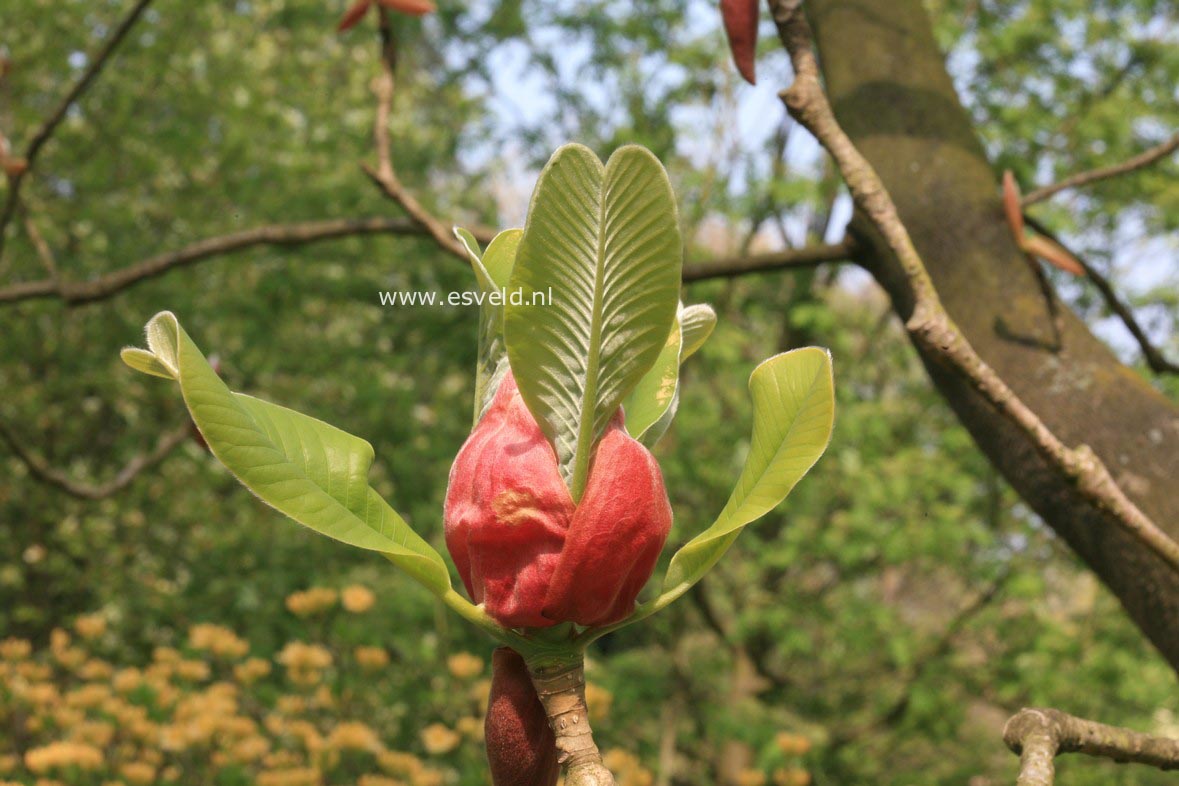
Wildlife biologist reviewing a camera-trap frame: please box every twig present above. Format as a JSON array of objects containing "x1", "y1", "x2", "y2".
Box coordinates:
[
  {"x1": 0, "y1": 420, "x2": 190, "y2": 501},
  {"x1": 0, "y1": 0, "x2": 156, "y2": 261},
  {"x1": 364, "y1": 9, "x2": 467, "y2": 260},
  {"x1": 768, "y1": 1, "x2": 1179, "y2": 575},
  {"x1": 1003, "y1": 708, "x2": 1179, "y2": 786},
  {"x1": 682, "y1": 239, "x2": 855, "y2": 282},
  {"x1": 1023, "y1": 214, "x2": 1179, "y2": 376},
  {"x1": 0, "y1": 216, "x2": 451, "y2": 306},
  {"x1": 22, "y1": 212, "x2": 58, "y2": 280},
  {"x1": 1022, "y1": 131, "x2": 1179, "y2": 206}
]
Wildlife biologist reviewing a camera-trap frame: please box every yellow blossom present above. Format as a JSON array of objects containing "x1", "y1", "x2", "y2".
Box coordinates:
[
  {"x1": 326, "y1": 721, "x2": 381, "y2": 752},
  {"x1": 456, "y1": 716, "x2": 483, "y2": 741},
  {"x1": 152, "y1": 646, "x2": 182, "y2": 665},
  {"x1": 174, "y1": 659, "x2": 212, "y2": 682},
  {"x1": 256, "y1": 767, "x2": 322, "y2": 786},
  {"x1": 78, "y1": 658, "x2": 114, "y2": 681},
  {"x1": 773, "y1": 769, "x2": 812, "y2": 786},
  {"x1": 0, "y1": 638, "x2": 31, "y2": 661},
  {"x1": 285, "y1": 588, "x2": 337, "y2": 617},
  {"x1": 735, "y1": 770, "x2": 767, "y2": 786},
  {"x1": 235, "y1": 657, "x2": 272, "y2": 684},
  {"x1": 358, "y1": 776, "x2": 403, "y2": 786},
  {"x1": 774, "y1": 732, "x2": 812, "y2": 757},
  {"x1": 419, "y1": 723, "x2": 460, "y2": 755},
  {"x1": 188, "y1": 623, "x2": 250, "y2": 659},
  {"x1": 354, "y1": 646, "x2": 390, "y2": 671},
  {"x1": 119, "y1": 762, "x2": 156, "y2": 786},
  {"x1": 112, "y1": 668, "x2": 144, "y2": 694},
  {"x1": 25, "y1": 742, "x2": 104, "y2": 773},
  {"x1": 341, "y1": 585, "x2": 376, "y2": 613},
  {"x1": 74, "y1": 613, "x2": 107, "y2": 640},
  {"x1": 585, "y1": 682, "x2": 613, "y2": 724},
  {"x1": 446, "y1": 652, "x2": 484, "y2": 680}
]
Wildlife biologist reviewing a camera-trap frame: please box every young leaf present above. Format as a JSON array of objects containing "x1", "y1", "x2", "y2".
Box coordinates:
[
  {"x1": 659, "y1": 347, "x2": 834, "y2": 600},
  {"x1": 505, "y1": 143, "x2": 682, "y2": 500},
  {"x1": 120, "y1": 311, "x2": 452, "y2": 596},
  {"x1": 679, "y1": 303, "x2": 717, "y2": 360},
  {"x1": 455, "y1": 227, "x2": 521, "y2": 423},
  {"x1": 623, "y1": 320, "x2": 682, "y2": 442}
]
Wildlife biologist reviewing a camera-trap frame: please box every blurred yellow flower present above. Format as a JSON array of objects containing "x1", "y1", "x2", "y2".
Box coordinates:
[
  {"x1": 74, "y1": 613, "x2": 107, "y2": 640},
  {"x1": 774, "y1": 732, "x2": 812, "y2": 757},
  {"x1": 235, "y1": 657, "x2": 272, "y2": 684},
  {"x1": 419, "y1": 723, "x2": 460, "y2": 755},
  {"x1": 25, "y1": 742, "x2": 104, "y2": 773},
  {"x1": 256, "y1": 767, "x2": 322, "y2": 786},
  {"x1": 119, "y1": 762, "x2": 156, "y2": 786},
  {"x1": 602, "y1": 749, "x2": 654, "y2": 786},
  {"x1": 189, "y1": 623, "x2": 250, "y2": 659},
  {"x1": 152, "y1": 646, "x2": 182, "y2": 665},
  {"x1": 584, "y1": 682, "x2": 613, "y2": 724},
  {"x1": 446, "y1": 652, "x2": 484, "y2": 680},
  {"x1": 772, "y1": 768, "x2": 812, "y2": 786},
  {"x1": 354, "y1": 646, "x2": 390, "y2": 671},
  {"x1": 358, "y1": 776, "x2": 403, "y2": 786},
  {"x1": 174, "y1": 659, "x2": 212, "y2": 682},
  {"x1": 0, "y1": 638, "x2": 31, "y2": 661},
  {"x1": 341, "y1": 585, "x2": 376, "y2": 613},
  {"x1": 327, "y1": 720, "x2": 381, "y2": 752},
  {"x1": 285, "y1": 588, "x2": 338, "y2": 617},
  {"x1": 78, "y1": 659, "x2": 114, "y2": 681},
  {"x1": 735, "y1": 770, "x2": 767, "y2": 786},
  {"x1": 456, "y1": 716, "x2": 483, "y2": 741}
]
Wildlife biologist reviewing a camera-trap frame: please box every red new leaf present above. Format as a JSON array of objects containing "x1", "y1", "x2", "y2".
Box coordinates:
[{"x1": 721, "y1": 0, "x2": 759, "y2": 85}]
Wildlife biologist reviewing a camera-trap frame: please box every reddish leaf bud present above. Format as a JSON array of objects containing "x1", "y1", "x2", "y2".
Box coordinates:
[
  {"x1": 444, "y1": 373, "x2": 673, "y2": 629},
  {"x1": 720, "y1": 0, "x2": 759, "y2": 85},
  {"x1": 485, "y1": 648, "x2": 559, "y2": 786}
]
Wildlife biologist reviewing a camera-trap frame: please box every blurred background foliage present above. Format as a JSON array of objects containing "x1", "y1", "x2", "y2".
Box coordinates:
[{"x1": 1, "y1": 0, "x2": 1177, "y2": 784}]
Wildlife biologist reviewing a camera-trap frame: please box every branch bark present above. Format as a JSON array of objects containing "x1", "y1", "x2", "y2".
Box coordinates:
[
  {"x1": 768, "y1": 1, "x2": 1179, "y2": 574},
  {"x1": 1021, "y1": 131, "x2": 1179, "y2": 206},
  {"x1": 682, "y1": 239, "x2": 855, "y2": 282},
  {"x1": 0, "y1": 216, "x2": 444, "y2": 306},
  {"x1": 1003, "y1": 708, "x2": 1179, "y2": 786},
  {"x1": 0, "y1": 421, "x2": 190, "y2": 501},
  {"x1": 0, "y1": 0, "x2": 155, "y2": 261},
  {"x1": 796, "y1": 0, "x2": 1179, "y2": 672}
]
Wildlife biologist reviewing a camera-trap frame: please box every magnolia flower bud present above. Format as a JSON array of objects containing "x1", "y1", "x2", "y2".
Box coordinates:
[
  {"x1": 444, "y1": 372, "x2": 672, "y2": 629},
  {"x1": 485, "y1": 648, "x2": 559, "y2": 786}
]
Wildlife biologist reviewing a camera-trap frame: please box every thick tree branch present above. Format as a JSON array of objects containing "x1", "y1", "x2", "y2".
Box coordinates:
[
  {"x1": 0, "y1": 216, "x2": 442, "y2": 306},
  {"x1": 769, "y1": 0, "x2": 1179, "y2": 575},
  {"x1": 0, "y1": 421, "x2": 190, "y2": 501},
  {"x1": 0, "y1": 0, "x2": 155, "y2": 261},
  {"x1": 1021, "y1": 131, "x2": 1179, "y2": 206},
  {"x1": 1022, "y1": 214, "x2": 1179, "y2": 376},
  {"x1": 1003, "y1": 708, "x2": 1179, "y2": 786},
  {"x1": 682, "y1": 239, "x2": 856, "y2": 282}
]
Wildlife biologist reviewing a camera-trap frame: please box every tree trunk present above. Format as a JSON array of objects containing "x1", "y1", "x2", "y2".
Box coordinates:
[{"x1": 803, "y1": 0, "x2": 1179, "y2": 672}]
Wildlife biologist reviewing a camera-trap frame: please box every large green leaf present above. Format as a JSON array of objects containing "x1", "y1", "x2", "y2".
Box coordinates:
[
  {"x1": 455, "y1": 227, "x2": 521, "y2": 424},
  {"x1": 120, "y1": 311, "x2": 452, "y2": 596},
  {"x1": 659, "y1": 347, "x2": 834, "y2": 599},
  {"x1": 505, "y1": 143, "x2": 682, "y2": 500}
]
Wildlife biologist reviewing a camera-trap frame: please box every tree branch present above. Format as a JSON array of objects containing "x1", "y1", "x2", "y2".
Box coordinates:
[
  {"x1": 1022, "y1": 214, "x2": 1179, "y2": 376},
  {"x1": 768, "y1": 1, "x2": 1179, "y2": 575},
  {"x1": 1021, "y1": 131, "x2": 1179, "y2": 206},
  {"x1": 0, "y1": 216, "x2": 443, "y2": 306},
  {"x1": 0, "y1": 0, "x2": 155, "y2": 261},
  {"x1": 0, "y1": 420, "x2": 190, "y2": 501},
  {"x1": 363, "y1": 9, "x2": 469, "y2": 260},
  {"x1": 682, "y1": 239, "x2": 856, "y2": 282},
  {"x1": 1003, "y1": 708, "x2": 1179, "y2": 786}
]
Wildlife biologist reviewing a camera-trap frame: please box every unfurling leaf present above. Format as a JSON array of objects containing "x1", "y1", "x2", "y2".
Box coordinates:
[
  {"x1": 721, "y1": 0, "x2": 759, "y2": 85},
  {"x1": 121, "y1": 311, "x2": 451, "y2": 596}
]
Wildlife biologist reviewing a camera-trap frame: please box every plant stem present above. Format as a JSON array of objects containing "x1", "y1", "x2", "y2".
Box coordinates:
[{"x1": 526, "y1": 653, "x2": 615, "y2": 785}]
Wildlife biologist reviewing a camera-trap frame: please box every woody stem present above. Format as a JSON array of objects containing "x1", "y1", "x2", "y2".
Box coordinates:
[{"x1": 527, "y1": 655, "x2": 615, "y2": 786}]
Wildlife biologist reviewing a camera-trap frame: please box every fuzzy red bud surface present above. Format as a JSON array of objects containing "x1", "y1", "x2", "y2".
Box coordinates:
[{"x1": 444, "y1": 372, "x2": 672, "y2": 629}]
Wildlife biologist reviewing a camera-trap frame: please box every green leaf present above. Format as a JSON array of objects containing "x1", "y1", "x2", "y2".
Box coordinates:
[
  {"x1": 455, "y1": 227, "x2": 521, "y2": 423},
  {"x1": 624, "y1": 319, "x2": 682, "y2": 442},
  {"x1": 120, "y1": 311, "x2": 452, "y2": 596},
  {"x1": 660, "y1": 347, "x2": 834, "y2": 599},
  {"x1": 505, "y1": 143, "x2": 682, "y2": 500},
  {"x1": 679, "y1": 303, "x2": 717, "y2": 360}
]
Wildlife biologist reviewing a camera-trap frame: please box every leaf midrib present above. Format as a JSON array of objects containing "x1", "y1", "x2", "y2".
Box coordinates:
[{"x1": 570, "y1": 170, "x2": 609, "y2": 502}]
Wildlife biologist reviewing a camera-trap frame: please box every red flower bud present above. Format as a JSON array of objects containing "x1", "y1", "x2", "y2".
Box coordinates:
[
  {"x1": 444, "y1": 372, "x2": 673, "y2": 629},
  {"x1": 485, "y1": 648, "x2": 559, "y2": 786}
]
